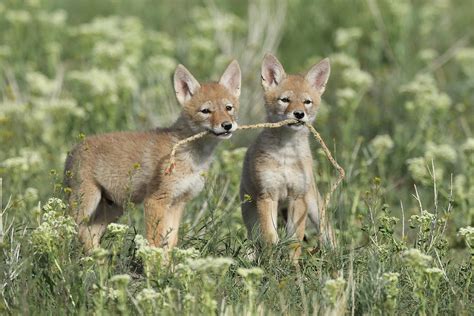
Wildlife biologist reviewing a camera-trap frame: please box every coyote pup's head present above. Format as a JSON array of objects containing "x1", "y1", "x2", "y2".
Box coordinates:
[
  {"x1": 173, "y1": 61, "x2": 241, "y2": 139},
  {"x1": 261, "y1": 53, "x2": 330, "y2": 130}
]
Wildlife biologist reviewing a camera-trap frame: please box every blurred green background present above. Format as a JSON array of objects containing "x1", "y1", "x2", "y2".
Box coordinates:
[
  {"x1": 0, "y1": 0, "x2": 473, "y2": 314},
  {"x1": 1, "y1": 0, "x2": 472, "y2": 230}
]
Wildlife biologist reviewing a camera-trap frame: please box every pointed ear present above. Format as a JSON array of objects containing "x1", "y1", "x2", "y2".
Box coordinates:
[
  {"x1": 305, "y1": 58, "x2": 330, "y2": 95},
  {"x1": 261, "y1": 53, "x2": 286, "y2": 90},
  {"x1": 173, "y1": 64, "x2": 201, "y2": 105},
  {"x1": 219, "y1": 60, "x2": 241, "y2": 98}
]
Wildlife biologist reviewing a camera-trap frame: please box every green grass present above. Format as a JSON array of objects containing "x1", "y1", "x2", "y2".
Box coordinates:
[{"x1": 1, "y1": 0, "x2": 473, "y2": 314}]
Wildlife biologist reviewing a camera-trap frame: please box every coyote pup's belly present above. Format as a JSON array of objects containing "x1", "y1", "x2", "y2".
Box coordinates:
[
  {"x1": 258, "y1": 157, "x2": 312, "y2": 200},
  {"x1": 171, "y1": 171, "x2": 205, "y2": 200}
]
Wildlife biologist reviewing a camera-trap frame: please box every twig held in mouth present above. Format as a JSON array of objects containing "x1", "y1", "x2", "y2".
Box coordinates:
[{"x1": 165, "y1": 119, "x2": 345, "y2": 211}]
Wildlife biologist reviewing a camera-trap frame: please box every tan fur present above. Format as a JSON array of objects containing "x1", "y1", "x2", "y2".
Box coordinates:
[
  {"x1": 240, "y1": 54, "x2": 335, "y2": 260},
  {"x1": 65, "y1": 61, "x2": 241, "y2": 252}
]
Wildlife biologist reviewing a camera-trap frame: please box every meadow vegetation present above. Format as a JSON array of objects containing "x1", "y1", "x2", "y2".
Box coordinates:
[{"x1": 0, "y1": 0, "x2": 473, "y2": 314}]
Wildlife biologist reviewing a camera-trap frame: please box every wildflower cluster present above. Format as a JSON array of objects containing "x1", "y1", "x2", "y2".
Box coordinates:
[
  {"x1": 1, "y1": 0, "x2": 473, "y2": 314},
  {"x1": 237, "y1": 267, "x2": 264, "y2": 313},
  {"x1": 30, "y1": 198, "x2": 76, "y2": 257},
  {"x1": 401, "y1": 74, "x2": 452, "y2": 113},
  {"x1": 330, "y1": 53, "x2": 373, "y2": 111},
  {"x1": 370, "y1": 134, "x2": 395, "y2": 157},
  {"x1": 322, "y1": 277, "x2": 346, "y2": 307},
  {"x1": 401, "y1": 248, "x2": 444, "y2": 314},
  {"x1": 455, "y1": 47, "x2": 474, "y2": 78},
  {"x1": 380, "y1": 272, "x2": 400, "y2": 312},
  {"x1": 406, "y1": 141, "x2": 457, "y2": 184},
  {"x1": 458, "y1": 226, "x2": 474, "y2": 258}
]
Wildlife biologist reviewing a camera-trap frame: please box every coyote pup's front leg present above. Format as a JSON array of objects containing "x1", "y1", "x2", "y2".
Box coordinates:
[
  {"x1": 256, "y1": 195, "x2": 279, "y2": 244},
  {"x1": 286, "y1": 197, "x2": 308, "y2": 259},
  {"x1": 144, "y1": 196, "x2": 185, "y2": 249}
]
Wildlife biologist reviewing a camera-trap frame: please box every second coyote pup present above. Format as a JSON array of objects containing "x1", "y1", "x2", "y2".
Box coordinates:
[
  {"x1": 240, "y1": 54, "x2": 335, "y2": 259},
  {"x1": 65, "y1": 60, "x2": 241, "y2": 252}
]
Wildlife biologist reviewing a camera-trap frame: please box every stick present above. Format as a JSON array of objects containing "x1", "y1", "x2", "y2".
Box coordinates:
[
  {"x1": 165, "y1": 119, "x2": 345, "y2": 211},
  {"x1": 164, "y1": 119, "x2": 297, "y2": 175},
  {"x1": 304, "y1": 123, "x2": 345, "y2": 211}
]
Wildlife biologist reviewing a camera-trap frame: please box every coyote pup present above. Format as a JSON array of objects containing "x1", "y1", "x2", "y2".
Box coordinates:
[
  {"x1": 240, "y1": 54, "x2": 334, "y2": 259},
  {"x1": 65, "y1": 61, "x2": 241, "y2": 251}
]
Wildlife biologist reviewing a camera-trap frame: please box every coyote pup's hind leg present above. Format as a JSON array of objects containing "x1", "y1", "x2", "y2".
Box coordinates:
[
  {"x1": 241, "y1": 198, "x2": 259, "y2": 240},
  {"x1": 80, "y1": 200, "x2": 124, "y2": 251},
  {"x1": 71, "y1": 182, "x2": 123, "y2": 252},
  {"x1": 306, "y1": 182, "x2": 336, "y2": 248}
]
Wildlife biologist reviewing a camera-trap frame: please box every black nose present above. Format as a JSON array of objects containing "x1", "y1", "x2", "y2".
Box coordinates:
[
  {"x1": 221, "y1": 121, "x2": 233, "y2": 131},
  {"x1": 293, "y1": 111, "x2": 305, "y2": 120}
]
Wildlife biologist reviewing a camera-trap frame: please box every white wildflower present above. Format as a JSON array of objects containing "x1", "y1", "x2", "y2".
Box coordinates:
[
  {"x1": 30, "y1": 201, "x2": 77, "y2": 255},
  {"x1": 171, "y1": 247, "x2": 200, "y2": 264},
  {"x1": 136, "y1": 288, "x2": 160, "y2": 302},
  {"x1": 110, "y1": 274, "x2": 131, "y2": 286},
  {"x1": 5, "y1": 10, "x2": 31, "y2": 24},
  {"x1": 401, "y1": 248, "x2": 432, "y2": 269},
  {"x1": 147, "y1": 31, "x2": 175, "y2": 54},
  {"x1": 336, "y1": 88, "x2": 357, "y2": 108},
  {"x1": 1, "y1": 148, "x2": 42, "y2": 171},
  {"x1": 418, "y1": 49, "x2": 438, "y2": 62},
  {"x1": 107, "y1": 223, "x2": 129, "y2": 235},
  {"x1": 461, "y1": 138, "x2": 474, "y2": 153},
  {"x1": 137, "y1": 246, "x2": 165, "y2": 273},
  {"x1": 342, "y1": 67, "x2": 373, "y2": 89},
  {"x1": 24, "y1": 187, "x2": 39, "y2": 203},
  {"x1": 322, "y1": 277, "x2": 346, "y2": 306},
  {"x1": 458, "y1": 226, "x2": 474, "y2": 248},
  {"x1": 409, "y1": 210, "x2": 435, "y2": 231},
  {"x1": 146, "y1": 55, "x2": 177, "y2": 76},
  {"x1": 42, "y1": 198, "x2": 67, "y2": 212},
  {"x1": 370, "y1": 134, "x2": 395, "y2": 155},
  {"x1": 424, "y1": 267, "x2": 443, "y2": 277},
  {"x1": 187, "y1": 257, "x2": 234, "y2": 273},
  {"x1": 335, "y1": 27, "x2": 362, "y2": 48},
  {"x1": 424, "y1": 267, "x2": 444, "y2": 288},
  {"x1": 93, "y1": 41, "x2": 126, "y2": 61},
  {"x1": 237, "y1": 267, "x2": 264, "y2": 279},
  {"x1": 37, "y1": 9, "x2": 67, "y2": 27},
  {"x1": 106, "y1": 287, "x2": 120, "y2": 300},
  {"x1": 329, "y1": 53, "x2": 359, "y2": 69},
  {"x1": 134, "y1": 234, "x2": 149, "y2": 250},
  {"x1": 26, "y1": 72, "x2": 57, "y2": 96},
  {"x1": 116, "y1": 65, "x2": 139, "y2": 92},
  {"x1": 68, "y1": 68, "x2": 118, "y2": 101},
  {"x1": 425, "y1": 142, "x2": 457, "y2": 163},
  {"x1": 91, "y1": 248, "x2": 110, "y2": 262},
  {"x1": 455, "y1": 47, "x2": 474, "y2": 77},
  {"x1": 406, "y1": 157, "x2": 429, "y2": 182},
  {"x1": 401, "y1": 74, "x2": 452, "y2": 112},
  {"x1": 32, "y1": 97, "x2": 85, "y2": 120}
]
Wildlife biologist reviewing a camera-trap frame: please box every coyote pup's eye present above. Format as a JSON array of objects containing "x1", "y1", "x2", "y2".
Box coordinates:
[
  {"x1": 279, "y1": 97, "x2": 290, "y2": 103},
  {"x1": 225, "y1": 104, "x2": 233, "y2": 111},
  {"x1": 200, "y1": 108, "x2": 211, "y2": 114},
  {"x1": 304, "y1": 99, "x2": 312, "y2": 105}
]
